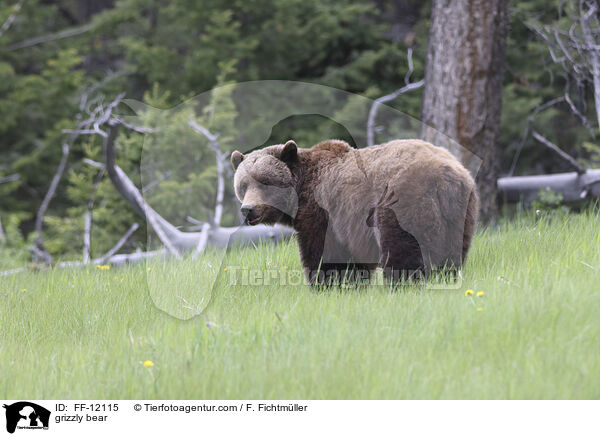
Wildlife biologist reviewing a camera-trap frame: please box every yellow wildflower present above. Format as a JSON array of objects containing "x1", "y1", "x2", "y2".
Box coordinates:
[
  {"x1": 476, "y1": 307, "x2": 484, "y2": 312},
  {"x1": 20, "y1": 289, "x2": 27, "y2": 292},
  {"x1": 476, "y1": 291, "x2": 484, "y2": 297},
  {"x1": 143, "y1": 360, "x2": 154, "y2": 367},
  {"x1": 224, "y1": 267, "x2": 228, "y2": 271},
  {"x1": 465, "y1": 289, "x2": 474, "y2": 296},
  {"x1": 96, "y1": 265, "x2": 110, "y2": 270}
]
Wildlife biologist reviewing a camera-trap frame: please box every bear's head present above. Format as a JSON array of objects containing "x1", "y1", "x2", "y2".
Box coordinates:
[{"x1": 231, "y1": 140, "x2": 299, "y2": 226}]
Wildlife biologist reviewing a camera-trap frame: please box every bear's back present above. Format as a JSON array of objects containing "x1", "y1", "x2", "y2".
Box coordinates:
[
  {"x1": 310, "y1": 139, "x2": 476, "y2": 270},
  {"x1": 358, "y1": 139, "x2": 466, "y2": 172}
]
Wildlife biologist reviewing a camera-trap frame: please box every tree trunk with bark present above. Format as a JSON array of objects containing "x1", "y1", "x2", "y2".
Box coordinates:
[{"x1": 420, "y1": 0, "x2": 508, "y2": 224}]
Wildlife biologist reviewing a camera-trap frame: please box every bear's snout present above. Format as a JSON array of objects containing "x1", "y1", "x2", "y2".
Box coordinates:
[
  {"x1": 240, "y1": 204, "x2": 254, "y2": 215},
  {"x1": 241, "y1": 204, "x2": 260, "y2": 225},
  {"x1": 240, "y1": 203, "x2": 289, "y2": 226}
]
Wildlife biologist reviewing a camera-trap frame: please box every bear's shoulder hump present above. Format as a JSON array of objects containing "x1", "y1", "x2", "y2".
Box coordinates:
[{"x1": 311, "y1": 139, "x2": 352, "y2": 155}]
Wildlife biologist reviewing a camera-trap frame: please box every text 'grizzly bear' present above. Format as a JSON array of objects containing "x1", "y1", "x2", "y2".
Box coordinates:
[{"x1": 231, "y1": 139, "x2": 478, "y2": 285}]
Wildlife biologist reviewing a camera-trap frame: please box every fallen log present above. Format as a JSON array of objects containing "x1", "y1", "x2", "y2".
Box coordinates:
[{"x1": 497, "y1": 169, "x2": 600, "y2": 204}]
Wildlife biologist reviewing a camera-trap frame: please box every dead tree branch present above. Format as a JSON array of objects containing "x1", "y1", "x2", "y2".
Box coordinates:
[
  {"x1": 531, "y1": 130, "x2": 586, "y2": 174},
  {"x1": 79, "y1": 71, "x2": 129, "y2": 113},
  {"x1": 192, "y1": 222, "x2": 211, "y2": 259},
  {"x1": 404, "y1": 47, "x2": 416, "y2": 86},
  {"x1": 8, "y1": 22, "x2": 95, "y2": 50},
  {"x1": 82, "y1": 158, "x2": 104, "y2": 169},
  {"x1": 32, "y1": 142, "x2": 69, "y2": 265},
  {"x1": 94, "y1": 223, "x2": 139, "y2": 265},
  {"x1": 367, "y1": 49, "x2": 424, "y2": 147},
  {"x1": 0, "y1": 173, "x2": 20, "y2": 184},
  {"x1": 188, "y1": 120, "x2": 227, "y2": 227},
  {"x1": 0, "y1": 0, "x2": 24, "y2": 38},
  {"x1": 526, "y1": 0, "x2": 600, "y2": 129},
  {"x1": 103, "y1": 125, "x2": 182, "y2": 258},
  {"x1": 141, "y1": 171, "x2": 170, "y2": 194},
  {"x1": 188, "y1": 120, "x2": 231, "y2": 257},
  {"x1": 508, "y1": 96, "x2": 566, "y2": 176},
  {"x1": 563, "y1": 85, "x2": 595, "y2": 136}
]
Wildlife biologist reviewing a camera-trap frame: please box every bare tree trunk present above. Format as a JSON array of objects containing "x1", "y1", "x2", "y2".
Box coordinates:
[
  {"x1": 581, "y1": 6, "x2": 600, "y2": 130},
  {"x1": 420, "y1": 0, "x2": 508, "y2": 224},
  {"x1": 33, "y1": 142, "x2": 70, "y2": 264},
  {"x1": 575, "y1": 0, "x2": 600, "y2": 129}
]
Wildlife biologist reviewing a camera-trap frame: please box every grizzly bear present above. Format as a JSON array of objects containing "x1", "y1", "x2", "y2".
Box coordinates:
[{"x1": 231, "y1": 139, "x2": 478, "y2": 285}]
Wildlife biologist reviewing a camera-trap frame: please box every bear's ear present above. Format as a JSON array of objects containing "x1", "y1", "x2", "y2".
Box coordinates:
[
  {"x1": 280, "y1": 140, "x2": 298, "y2": 163},
  {"x1": 231, "y1": 150, "x2": 244, "y2": 170}
]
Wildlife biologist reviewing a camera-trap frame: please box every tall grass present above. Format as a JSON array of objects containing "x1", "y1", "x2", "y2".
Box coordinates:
[{"x1": 0, "y1": 208, "x2": 599, "y2": 399}]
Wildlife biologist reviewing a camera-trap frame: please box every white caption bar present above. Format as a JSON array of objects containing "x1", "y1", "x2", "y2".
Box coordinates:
[{"x1": 0, "y1": 400, "x2": 596, "y2": 435}]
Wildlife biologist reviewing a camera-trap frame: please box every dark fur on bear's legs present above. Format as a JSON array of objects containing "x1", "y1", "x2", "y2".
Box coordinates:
[
  {"x1": 294, "y1": 211, "x2": 377, "y2": 286},
  {"x1": 374, "y1": 206, "x2": 425, "y2": 283},
  {"x1": 366, "y1": 187, "x2": 425, "y2": 284},
  {"x1": 294, "y1": 201, "x2": 376, "y2": 286},
  {"x1": 297, "y1": 226, "x2": 376, "y2": 286}
]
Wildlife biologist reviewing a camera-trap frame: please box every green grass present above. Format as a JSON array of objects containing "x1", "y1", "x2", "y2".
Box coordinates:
[{"x1": 1, "y1": 209, "x2": 599, "y2": 399}]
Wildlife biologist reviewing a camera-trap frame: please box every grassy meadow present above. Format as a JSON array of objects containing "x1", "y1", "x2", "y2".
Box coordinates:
[{"x1": 1, "y1": 208, "x2": 599, "y2": 399}]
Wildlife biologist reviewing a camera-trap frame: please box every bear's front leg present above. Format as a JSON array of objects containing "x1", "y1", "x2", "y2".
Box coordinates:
[
  {"x1": 370, "y1": 200, "x2": 425, "y2": 283},
  {"x1": 295, "y1": 228, "x2": 359, "y2": 286},
  {"x1": 296, "y1": 231, "x2": 375, "y2": 286},
  {"x1": 295, "y1": 229, "x2": 332, "y2": 286},
  {"x1": 294, "y1": 220, "x2": 325, "y2": 285},
  {"x1": 295, "y1": 204, "x2": 375, "y2": 286}
]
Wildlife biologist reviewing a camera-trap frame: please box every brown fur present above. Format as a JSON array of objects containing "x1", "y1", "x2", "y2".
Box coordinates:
[{"x1": 232, "y1": 139, "x2": 478, "y2": 285}]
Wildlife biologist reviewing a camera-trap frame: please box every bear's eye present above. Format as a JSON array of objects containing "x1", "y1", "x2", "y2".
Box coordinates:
[{"x1": 240, "y1": 183, "x2": 248, "y2": 197}]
